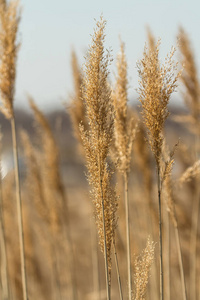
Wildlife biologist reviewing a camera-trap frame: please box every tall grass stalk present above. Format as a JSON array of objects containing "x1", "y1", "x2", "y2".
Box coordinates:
[
  {"x1": 80, "y1": 17, "x2": 118, "y2": 300},
  {"x1": 137, "y1": 40, "x2": 180, "y2": 300},
  {"x1": 113, "y1": 240, "x2": 123, "y2": 300},
  {"x1": 164, "y1": 147, "x2": 188, "y2": 300},
  {"x1": 157, "y1": 167, "x2": 163, "y2": 300},
  {"x1": 11, "y1": 116, "x2": 28, "y2": 300},
  {"x1": 189, "y1": 136, "x2": 200, "y2": 300},
  {"x1": 174, "y1": 224, "x2": 187, "y2": 300},
  {"x1": 0, "y1": 1, "x2": 28, "y2": 297},
  {"x1": 29, "y1": 99, "x2": 78, "y2": 300},
  {"x1": 112, "y1": 41, "x2": 136, "y2": 300},
  {"x1": 0, "y1": 131, "x2": 10, "y2": 300},
  {"x1": 124, "y1": 172, "x2": 132, "y2": 300},
  {"x1": 178, "y1": 27, "x2": 200, "y2": 300},
  {"x1": 91, "y1": 217, "x2": 100, "y2": 300},
  {"x1": 100, "y1": 176, "x2": 111, "y2": 300},
  {"x1": 165, "y1": 211, "x2": 170, "y2": 300}
]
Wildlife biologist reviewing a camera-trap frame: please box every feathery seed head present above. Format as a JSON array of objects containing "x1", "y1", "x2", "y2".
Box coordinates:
[
  {"x1": 69, "y1": 50, "x2": 87, "y2": 146},
  {"x1": 30, "y1": 99, "x2": 64, "y2": 234},
  {"x1": 112, "y1": 41, "x2": 136, "y2": 174},
  {"x1": 133, "y1": 237, "x2": 155, "y2": 300},
  {"x1": 137, "y1": 40, "x2": 181, "y2": 165},
  {"x1": 178, "y1": 27, "x2": 200, "y2": 123},
  {"x1": 20, "y1": 130, "x2": 47, "y2": 221},
  {"x1": 162, "y1": 140, "x2": 178, "y2": 227},
  {"x1": 146, "y1": 26, "x2": 156, "y2": 52},
  {"x1": 179, "y1": 159, "x2": 200, "y2": 184},
  {"x1": 0, "y1": 0, "x2": 20, "y2": 119},
  {"x1": 80, "y1": 17, "x2": 118, "y2": 269}
]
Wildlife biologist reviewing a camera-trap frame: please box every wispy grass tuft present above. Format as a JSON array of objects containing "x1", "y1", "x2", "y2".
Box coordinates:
[
  {"x1": 80, "y1": 16, "x2": 118, "y2": 300},
  {"x1": 133, "y1": 237, "x2": 155, "y2": 300}
]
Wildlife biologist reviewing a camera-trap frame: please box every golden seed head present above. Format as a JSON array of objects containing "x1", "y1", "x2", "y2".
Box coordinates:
[
  {"x1": 69, "y1": 50, "x2": 87, "y2": 147},
  {"x1": 133, "y1": 236, "x2": 155, "y2": 300},
  {"x1": 137, "y1": 40, "x2": 181, "y2": 165},
  {"x1": 0, "y1": 0, "x2": 21, "y2": 119},
  {"x1": 178, "y1": 27, "x2": 200, "y2": 122},
  {"x1": 112, "y1": 41, "x2": 136, "y2": 174},
  {"x1": 80, "y1": 16, "x2": 118, "y2": 268}
]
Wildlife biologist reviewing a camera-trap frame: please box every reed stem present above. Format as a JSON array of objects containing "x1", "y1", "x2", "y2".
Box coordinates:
[
  {"x1": 113, "y1": 240, "x2": 123, "y2": 300},
  {"x1": 100, "y1": 183, "x2": 111, "y2": 300},
  {"x1": 11, "y1": 116, "x2": 28, "y2": 300},
  {"x1": 189, "y1": 134, "x2": 200, "y2": 300},
  {"x1": 0, "y1": 132, "x2": 10, "y2": 300},
  {"x1": 157, "y1": 166, "x2": 163, "y2": 300},
  {"x1": 174, "y1": 224, "x2": 187, "y2": 300},
  {"x1": 0, "y1": 193, "x2": 10, "y2": 300},
  {"x1": 91, "y1": 217, "x2": 100, "y2": 300},
  {"x1": 124, "y1": 172, "x2": 132, "y2": 300},
  {"x1": 166, "y1": 211, "x2": 170, "y2": 300}
]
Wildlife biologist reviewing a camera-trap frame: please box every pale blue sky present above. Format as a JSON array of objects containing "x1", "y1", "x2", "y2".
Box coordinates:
[{"x1": 15, "y1": 0, "x2": 200, "y2": 110}]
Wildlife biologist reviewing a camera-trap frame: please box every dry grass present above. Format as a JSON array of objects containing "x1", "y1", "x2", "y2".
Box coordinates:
[{"x1": 0, "y1": 10, "x2": 199, "y2": 300}]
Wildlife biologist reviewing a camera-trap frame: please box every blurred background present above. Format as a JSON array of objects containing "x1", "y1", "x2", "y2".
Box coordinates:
[{"x1": 15, "y1": 0, "x2": 200, "y2": 111}]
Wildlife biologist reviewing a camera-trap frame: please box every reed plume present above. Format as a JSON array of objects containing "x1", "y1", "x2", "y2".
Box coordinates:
[
  {"x1": 29, "y1": 99, "x2": 77, "y2": 300},
  {"x1": 0, "y1": 0, "x2": 20, "y2": 119},
  {"x1": 178, "y1": 27, "x2": 200, "y2": 300},
  {"x1": 112, "y1": 40, "x2": 136, "y2": 300},
  {"x1": 0, "y1": 1, "x2": 28, "y2": 299},
  {"x1": 20, "y1": 130, "x2": 46, "y2": 221},
  {"x1": 69, "y1": 50, "x2": 87, "y2": 146},
  {"x1": 137, "y1": 40, "x2": 181, "y2": 300},
  {"x1": 146, "y1": 27, "x2": 156, "y2": 53},
  {"x1": 80, "y1": 16, "x2": 118, "y2": 300},
  {"x1": 178, "y1": 27, "x2": 200, "y2": 125},
  {"x1": 133, "y1": 236, "x2": 155, "y2": 300},
  {"x1": 30, "y1": 99, "x2": 63, "y2": 232},
  {"x1": 112, "y1": 41, "x2": 136, "y2": 175},
  {"x1": 179, "y1": 159, "x2": 200, "y2": 184},
  {"x1": 163, "y1": 142, "x2": 187, "y2": 300}
]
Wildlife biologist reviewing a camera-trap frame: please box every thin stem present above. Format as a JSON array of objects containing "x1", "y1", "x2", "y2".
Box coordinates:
[
  {"x1": 100, "y1": 181, "x2": 111, "y2": 300},
  {"x1": 51, "y1": 241, "x2": 62, "y2": 300},
  {"x1": 157, "y1": 166, "x2": 163, "y2": 300},
  {"x1": 61, "y1": 192, "x2": 78, "y2": 300},
  {"x1": 91, "y1": 217, "x2": 101, "y2": 300},
  {"x1": 189, "y1": 178, "x2": 199, "y2": 300},
  {"x1": 0, "y1": 196, "x2": 10, "y2": 300},
  {"x1": 189, "y1": 134, "x2": 200, "y2": 300},
  {"x1": 11, "y1": 116, "x2": 28, "y2": 300},
  {"x1": 0, "y1": 133, "x2": 10, "y2": 300},
  {"x1": 174, "y1": 224, "x2": 187, "y2": 300},
  {"x1": 98, "y1": 150, "x2": 110, "y2": 300},
  {"x1": 124, "y1": 172, "x2": 132, "y2": 300},
  {"x1": 166, "y1": 211, "x2": 170, "y2": 300},
  {"x1": 113, "y1": 240, "x2": 123, "y2": 300}
]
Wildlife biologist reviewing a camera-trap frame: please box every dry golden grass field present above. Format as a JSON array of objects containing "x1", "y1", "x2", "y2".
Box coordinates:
[{"x1": 0, "y1": 1, "x2": 199, "y2": 300}]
